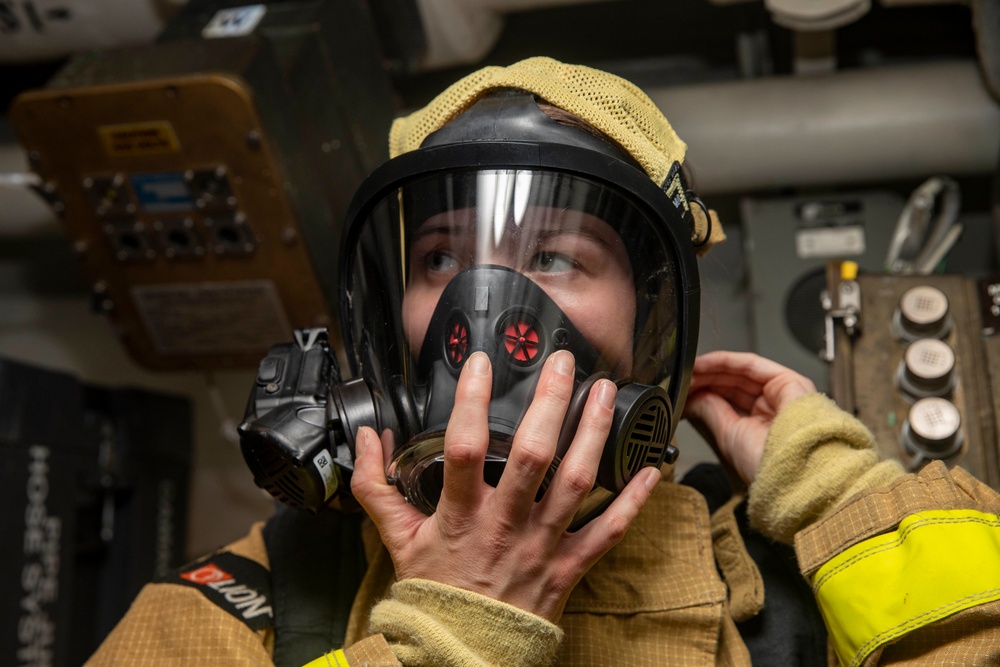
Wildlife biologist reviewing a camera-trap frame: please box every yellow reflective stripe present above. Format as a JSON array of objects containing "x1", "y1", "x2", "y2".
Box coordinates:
[
  {"x1": 301, "y1": 649, "x2": 350, "y2": 667},
  {"x1": 812, "y1": 508, "x2": 1000, "y2": 667}
]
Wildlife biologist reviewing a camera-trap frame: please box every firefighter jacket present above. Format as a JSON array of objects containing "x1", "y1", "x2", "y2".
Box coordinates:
[{"x1": 86, "y1": 393, "x2": 1000, "y2": 667}]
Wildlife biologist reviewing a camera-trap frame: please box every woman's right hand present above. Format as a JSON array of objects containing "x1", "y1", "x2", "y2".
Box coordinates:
[{"x1": 350, "y1": 350, "x2": 660, "y2": 622}]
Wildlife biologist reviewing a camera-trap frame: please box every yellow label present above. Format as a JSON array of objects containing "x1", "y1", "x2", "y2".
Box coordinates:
[{"x1": 99, "y1": 121, "x2": 180, "y2": 157}]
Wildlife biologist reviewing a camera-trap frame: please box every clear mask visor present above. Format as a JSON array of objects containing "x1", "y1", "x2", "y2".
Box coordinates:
[{"x1": 342, "y1": 168, "x2": 684, "y2": 526}]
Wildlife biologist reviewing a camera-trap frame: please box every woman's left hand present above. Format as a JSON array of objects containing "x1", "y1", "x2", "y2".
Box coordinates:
[{"x1": 682, "y1": 350, "x2": 816, "y2": 485}]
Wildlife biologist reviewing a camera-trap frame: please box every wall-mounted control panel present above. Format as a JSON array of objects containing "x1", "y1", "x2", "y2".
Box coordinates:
[
  {"x1": 9, "y1": 0, "x2": 395, "y2": 371},
  {"x1": 826, "y1": 265, "x2": 1000, "y2": 490}
]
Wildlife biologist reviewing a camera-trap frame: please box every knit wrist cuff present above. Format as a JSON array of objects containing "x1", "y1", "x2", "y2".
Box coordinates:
[
  {"x1": 370, "y1": 578, "x2": 563, "y2": 667},
  {"x1": 748, "y1": 393, "x2": 904, "y2": 544}
]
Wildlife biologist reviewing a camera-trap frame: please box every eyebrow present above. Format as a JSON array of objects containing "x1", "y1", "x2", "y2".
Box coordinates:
[
  {"x1": 411, "y1": 218, "x2": 474, "y2": 242},
  {"x1": 529, "y1": 220, "x2": 622, "y2": 254},
  {"x1": 411, "y1": 213, "x2": 621, "y2": 252}
]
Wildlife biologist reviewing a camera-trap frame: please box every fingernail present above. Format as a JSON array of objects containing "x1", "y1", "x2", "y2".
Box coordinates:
[
  {"x1": 552, "y1": 350, "x2": 574, "y2": 376},
  {"x1": 355, "y1": 428, "x2": 370, "y2": 457},
  {"x1": 467, "y1": 351, "x2": 490, "y2": 375},
  {"x1": 596, "y1": 380, "x2": 616, "y2": 410},
  {"x1": 644, "y1": 466, "x2": 661, "y2": 492}
]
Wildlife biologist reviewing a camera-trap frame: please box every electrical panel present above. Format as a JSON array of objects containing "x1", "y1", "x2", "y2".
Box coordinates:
[
  {"x1": 9, "y1": 1, "x2": 395, "y2": 371},
  {"x1": 826, "y1": 266, "x2": 1000, "y2": 490},
  {"x1": 742, "y1": 191, "x2": 905, "y2": 389}
]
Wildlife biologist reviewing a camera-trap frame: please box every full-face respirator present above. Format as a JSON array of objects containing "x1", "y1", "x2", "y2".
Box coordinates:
[{"x1": 239, "y1": 91, "x2": 702, "y2": 529}]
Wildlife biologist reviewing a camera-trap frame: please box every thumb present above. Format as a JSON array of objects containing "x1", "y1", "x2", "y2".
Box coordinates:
[
  {"x1": 684, "y1": 392, "x2": 755, "y2": 486},
  {"x1": 684, "y1": 391, "x2": 738, "y2": 443},
  {"x1": 350, "y1": 427, "x2": 421, "y2": 532}
]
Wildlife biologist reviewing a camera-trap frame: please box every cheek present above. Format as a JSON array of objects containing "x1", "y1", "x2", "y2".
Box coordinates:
[
  {"x1": 558, "y1": 279, "x2": 636, "y2": 376},
  {"x1": 402, "y1": 290, "x2": 434, "y2": 359}
]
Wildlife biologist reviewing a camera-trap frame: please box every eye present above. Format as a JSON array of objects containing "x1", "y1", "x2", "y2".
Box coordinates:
[
  {"x1": 532, "y1": 251, "x2": 576, "y2": 273},
  {"x1": 426, "y1": 250, "x2": 460, "y2": 274}
]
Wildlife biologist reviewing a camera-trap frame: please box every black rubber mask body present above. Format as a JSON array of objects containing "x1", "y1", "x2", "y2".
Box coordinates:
[
  {"x1": 418, "y1": 264, "x2": 602, "y2": 435},
  {"x1": 388, "y1": 265, "x2": 676, "y2": 528}
]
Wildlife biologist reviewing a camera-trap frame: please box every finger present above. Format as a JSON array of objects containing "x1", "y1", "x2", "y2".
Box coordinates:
[
  {"x1": 752, "y1": 393, "x2": 780, "y2": 419},
  {"x1": 689, "y1": 383, "x2": 761, "y2": 415},
  {"x1": 688, "y1": 369, "x2": 765, "y2": 395},
  {"x1": 494, "y1": 350, "x2": 575, "y2": 517},
  {"x1": 438, "y1": 351, "x2": 492, "y2": 517},
  {"x1": 694, "y1": 351, "x2": 810, "y2": 389},
  {"x1": 684, "y1": 390, "x2": 737, "y2": 447},
  {"x1": 683, "y1": 389, "x2": 733, "y2": 423},
  {"x1": 688, "y1": 391, "x2": 770, "y2": 484},
  {"x1": 692, "y1": 353, "x2": 816, "y2": 416},
  {"x1": 763, "y1": 372, "x2": 817, "y2": 409},
  {"x1": 536, "y1": 378, "x2": 616, "y2": 527},
  {"x1": 562, "y1": 466, "x2": 660, "y2": 571},
  {"x1": 714, "y1": 384, "x2": 765, "y2": 414},
  {"x1": 351, "y1": 427, "x2": 421, "y2": 533}
]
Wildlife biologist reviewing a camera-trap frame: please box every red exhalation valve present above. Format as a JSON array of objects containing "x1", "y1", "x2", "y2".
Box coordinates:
[
  {"x1": 504, "y1": 320, "x2": 540, "y2": 363},
  {"x1": 447, "y1": 319, "x2": 469, "y2": 364}
]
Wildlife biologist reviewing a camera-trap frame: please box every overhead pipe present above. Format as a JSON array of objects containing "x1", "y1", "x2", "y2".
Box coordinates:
[
  {"x1": 2, "y1": 58, "x2": 998, "y2": 235},
  {"x1": 415, "y1": 0, "x2": 614, "y2": 70},
  {"x1": 646, "y1": 60, "x2": 1000, "y2": 195},
  {"x1": 0, "y1": 0, "x2": 186, "y2": 64},
  {"x1": 0, "y1": 141, "x2": 59, "y2": 236}
]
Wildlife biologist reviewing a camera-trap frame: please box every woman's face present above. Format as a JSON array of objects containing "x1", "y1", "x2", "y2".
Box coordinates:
[{"x1": 402, "y1": 205, "x2": 636, "y2": 376}]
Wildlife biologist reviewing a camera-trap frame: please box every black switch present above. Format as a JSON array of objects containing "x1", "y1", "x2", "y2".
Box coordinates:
[{"x1": 257, "y1": 357, "x2": 282, "y2": 384}]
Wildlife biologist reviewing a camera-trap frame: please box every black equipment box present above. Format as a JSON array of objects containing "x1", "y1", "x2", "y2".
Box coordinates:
[{"x1": 0, "y1": 357, "x2": 193, "y2": 666}]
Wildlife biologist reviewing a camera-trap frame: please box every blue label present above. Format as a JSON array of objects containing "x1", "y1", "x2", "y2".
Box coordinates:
[{"x1": 131, "y1": 173, "x2": 194, "y2": 213}]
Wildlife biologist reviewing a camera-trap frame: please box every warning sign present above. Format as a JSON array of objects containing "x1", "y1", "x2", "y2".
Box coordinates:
[{"x1": 99, "y1": 121, "x2": 181, "y2": 157}]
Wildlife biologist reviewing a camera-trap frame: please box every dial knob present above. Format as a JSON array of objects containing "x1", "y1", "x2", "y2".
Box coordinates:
[
  {"x1": 900, "y1": 397, "x2": 963, "y2": 460},
  {"x1": 897, "y1": 338, "x2": 956, "y2": 398},
  {"x1": 894, "y1": 285, "x2": 952, "y2": 341}
]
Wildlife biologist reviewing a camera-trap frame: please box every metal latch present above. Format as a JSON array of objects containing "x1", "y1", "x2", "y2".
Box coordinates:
[{"x1": 821, "y1": 261, "x2": 862, "y2": 362}]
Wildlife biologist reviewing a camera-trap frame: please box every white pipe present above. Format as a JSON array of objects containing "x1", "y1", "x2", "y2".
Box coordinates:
[
  {"x1": 0, "y1": 143, "x2": 59, "y2": 236},
  {"x1": 648, "y1": 60, "x2": 1000, "y2": 195},
  {"x1": 0, "y1": 0, "x2": 187, "y2": 64},
  {"x1": 416, "y1": 0, "x2": 615, "y2": 70},
  {"x1": 2, "y1": 61, "x2": 997, "y2": 237}
]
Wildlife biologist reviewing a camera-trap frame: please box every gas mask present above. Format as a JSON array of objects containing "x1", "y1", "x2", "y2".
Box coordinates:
[{"x1": 239, "y1": 92, "x2": 701, "y2": 529}]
